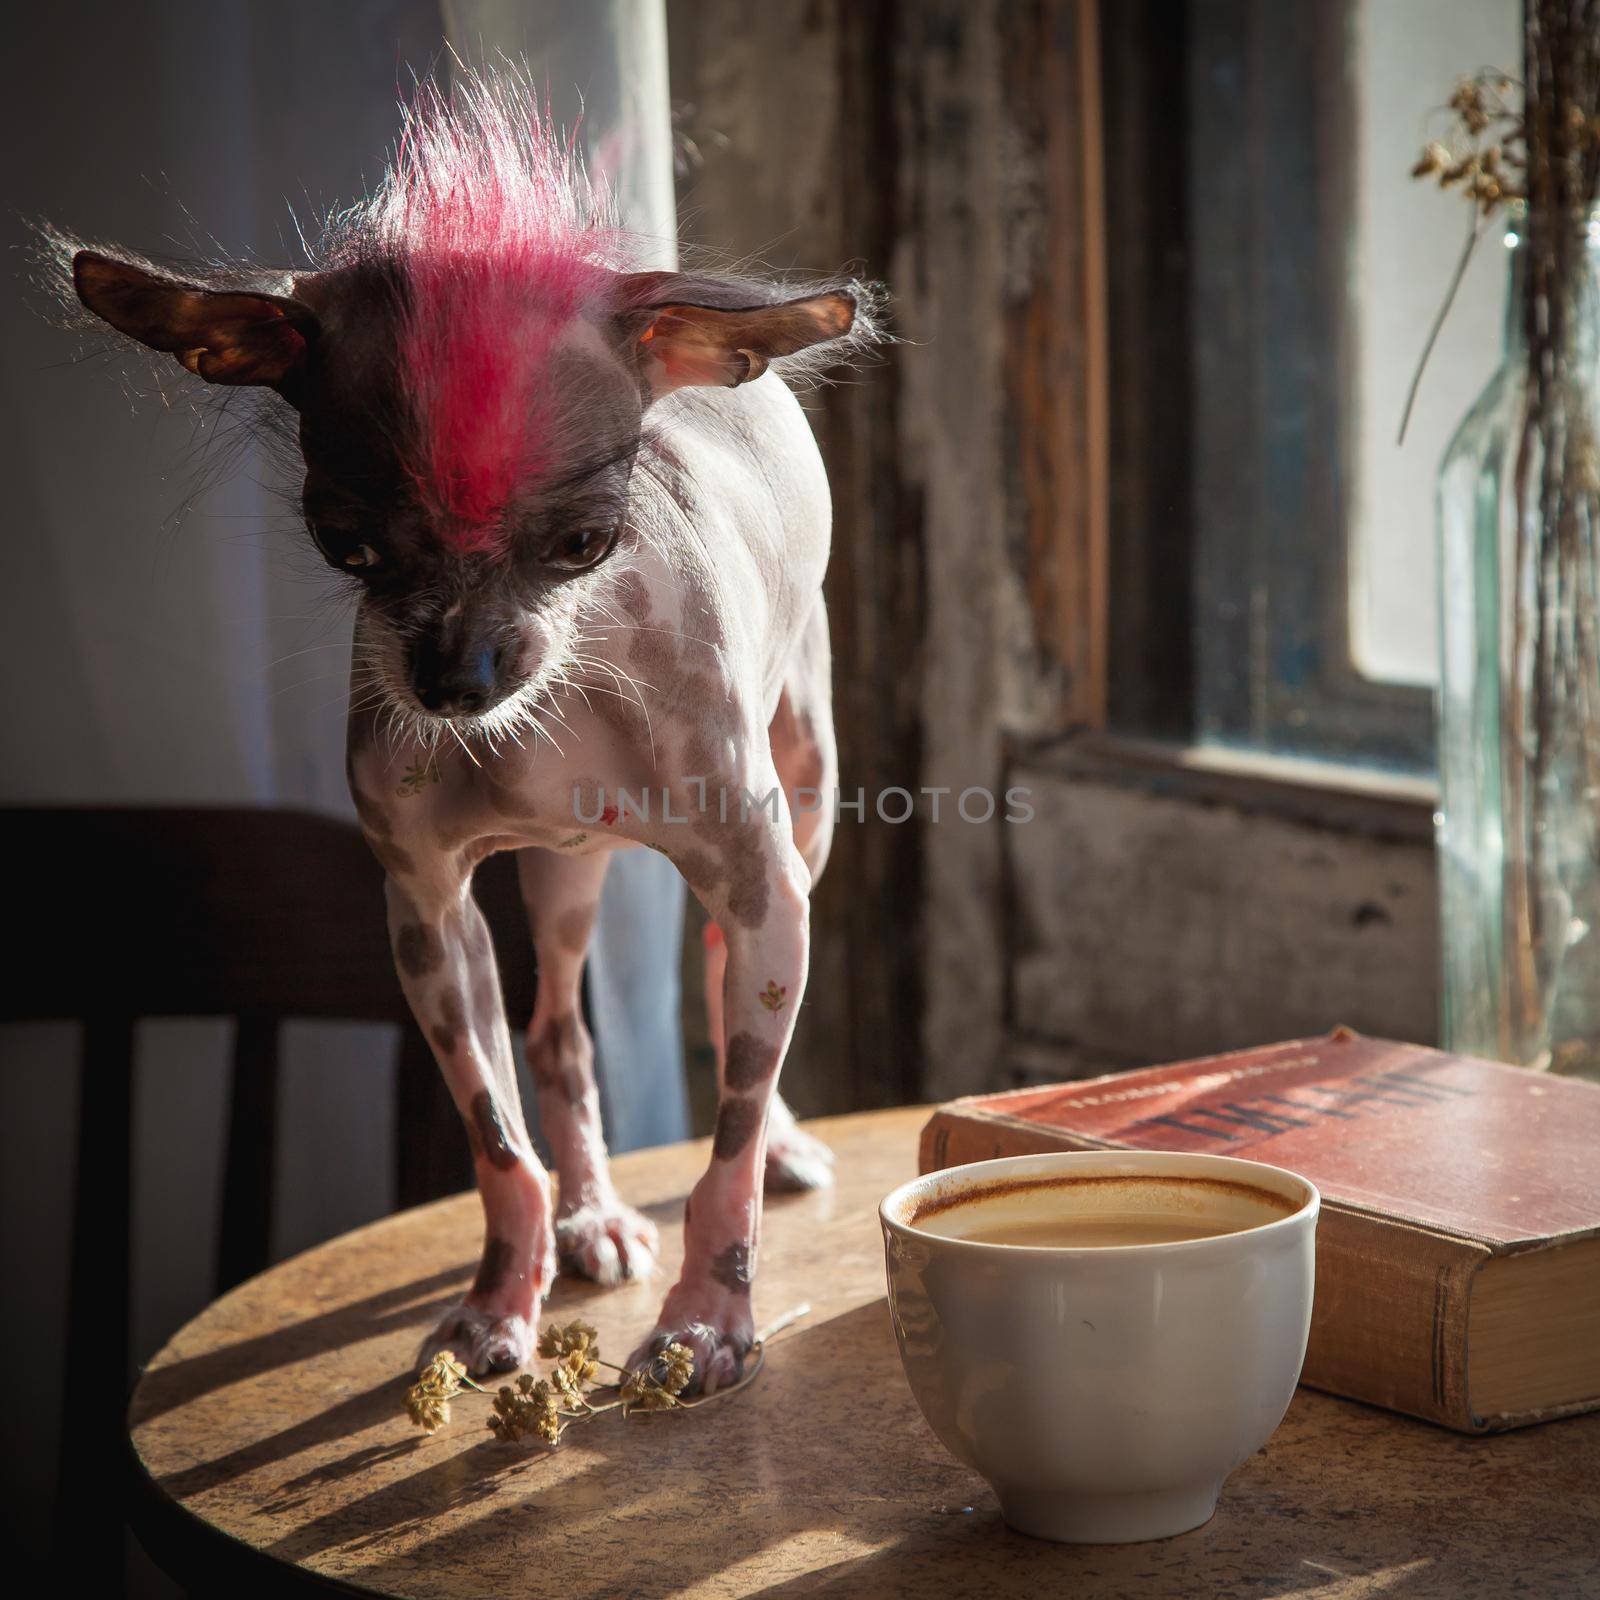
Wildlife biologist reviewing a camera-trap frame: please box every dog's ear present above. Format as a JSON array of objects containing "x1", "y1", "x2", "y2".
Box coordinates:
[
  {"x1": 72, "y1": 251, "x2": 315, "y2": 388},
  {"x1": 618, "y1": 274, "x2": 856, "y2": 399}
]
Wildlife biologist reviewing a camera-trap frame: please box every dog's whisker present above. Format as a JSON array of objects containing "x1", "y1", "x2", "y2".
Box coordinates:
[{"x1": 582, "y1": 621, "x2": 718, "y2": 650}]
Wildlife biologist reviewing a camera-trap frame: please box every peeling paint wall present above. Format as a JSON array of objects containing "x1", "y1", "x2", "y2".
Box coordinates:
[{"x1": 1007, "y1": 768, "x2": 1438, "y2": 1083}]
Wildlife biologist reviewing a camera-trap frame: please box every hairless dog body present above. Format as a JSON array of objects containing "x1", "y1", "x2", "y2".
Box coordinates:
[{"x1": 53, "y1": 72, "x2": 880, "y2": 1389}]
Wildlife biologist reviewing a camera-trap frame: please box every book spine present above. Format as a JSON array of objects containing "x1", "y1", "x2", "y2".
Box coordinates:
[
  {"x1": 918, "y1": 1108, "x2": 1491, "y2": 1433},
  {"x1": 1303, "y1": 1206, "x2": 1487, "y2": 1431}
]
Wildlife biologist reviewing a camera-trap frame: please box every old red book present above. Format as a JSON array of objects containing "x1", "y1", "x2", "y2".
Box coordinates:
[{"x1": 920, "y1": 1029, "x2": 1600, "y2": 1432}]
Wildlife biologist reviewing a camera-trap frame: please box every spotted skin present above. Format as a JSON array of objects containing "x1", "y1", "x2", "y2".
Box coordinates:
[
  {"x1": 711, "y1": 1097, "x2": 763, "y2": 1160},
  {"x1": 526, "y1": 1011, "x2": 585, "y2": 1102},
  {"x1": 723, "y1": 1030, "x2": 779, "y2": 1090},
  {"x1": 395, "y1": 922, "x2": 444, "y2": 977},
  {"x1": 710, "y1": 1240, "x2": 752, "y2": 1293},
  {"x1": 430, "y1": 985, "x2": 466, "y2": 1055},
  {"x1": 470, "y1": 1090, "x2": 521, "y2": 1171},
  {"x1": 472, "y1": 1235, "x2": 515, "y2": 1296}
]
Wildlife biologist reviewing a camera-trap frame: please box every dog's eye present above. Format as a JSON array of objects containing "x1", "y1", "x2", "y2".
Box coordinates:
[
  {"x1": 546, "y1": 527, "x2": 616, "y2": 573},
  {"x1": 312, "y1": 525, "x2": 383, "y2": 574}
]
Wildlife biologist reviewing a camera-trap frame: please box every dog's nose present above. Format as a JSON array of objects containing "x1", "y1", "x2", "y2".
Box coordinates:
[{"x1": 412, "y1": 640, "x2": 499, "y2": 717}]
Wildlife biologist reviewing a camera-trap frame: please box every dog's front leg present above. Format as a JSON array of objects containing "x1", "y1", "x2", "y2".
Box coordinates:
[
  {"x1": 632, "y1": 805, "x2": 812, "y2": 1393},
  {"x1": 515, "y1": 847, "x2": 660, "y2": 1285},
  {"x1": 387, "y1": 870, "x2": 554, "y2": 1375}
]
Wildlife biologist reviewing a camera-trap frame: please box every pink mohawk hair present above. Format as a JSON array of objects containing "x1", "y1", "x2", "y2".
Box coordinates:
[{"x1": 357, "y1": 71, "x2": 624, "y2": 552}]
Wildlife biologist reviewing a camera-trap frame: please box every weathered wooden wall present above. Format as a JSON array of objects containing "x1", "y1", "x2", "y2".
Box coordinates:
[
  {"x1": 668, "y1": 0, "x2": 1439, "y2": 1115},
  {"x1": 670, "y1": 0, "x2": 1111, "y2": 1112}
]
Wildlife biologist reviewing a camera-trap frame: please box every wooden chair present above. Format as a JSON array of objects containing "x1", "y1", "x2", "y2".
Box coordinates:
[{"x1": 3, "y1": 805, "x2": 534, "y2": 1584}]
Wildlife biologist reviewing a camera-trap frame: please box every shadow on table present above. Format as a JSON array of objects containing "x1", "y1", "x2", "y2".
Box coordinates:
[
  {"x1": 152, "y1": 1372, "x2": 424, "y2": 1502},
  {"x1": 135, "y1": 1185, "x2": 698, "y2": 1438},
  {"x1": 136, "y1": 1193, "x2": 692, "y2": 1508},
  {"x1": 133, "y1": 1262, "x2": 473, "y2": 1426},
  {"x1": 134, "y1": 1191, "x2": 695, "y2": 1445},
  {"x1": 283, "y1": 1298, "x2": 1577, "y2": 1600}
]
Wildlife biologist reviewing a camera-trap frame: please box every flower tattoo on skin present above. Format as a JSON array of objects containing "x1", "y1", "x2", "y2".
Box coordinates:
[
  {"x1": 397, "y1": 756, "x2": 441, "y2": 798},
  {"x1": 758, "y1": 981, "x2": 787, "y2": 1013}
]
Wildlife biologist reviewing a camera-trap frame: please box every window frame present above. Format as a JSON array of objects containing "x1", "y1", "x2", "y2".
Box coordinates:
[{"x1": 1101, "y1": 0, "x2": 1436, "y2": 777}]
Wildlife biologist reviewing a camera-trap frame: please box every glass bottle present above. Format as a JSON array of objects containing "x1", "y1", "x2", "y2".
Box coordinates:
[{"x1": 1436, "y1": 207, "x2": 1600, "y2": 1078}]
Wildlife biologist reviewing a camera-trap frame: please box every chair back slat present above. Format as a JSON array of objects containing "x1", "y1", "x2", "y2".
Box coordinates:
[
  {"x1": 55, "y1": 1015, "x2": 134, "y2": 1584},
  {"x1": 9, "y1": 804, "x2": 541, "y2": 1582},
  {"x1": 217, "y1": 1017, "x2": 280, "y2": 1292}
]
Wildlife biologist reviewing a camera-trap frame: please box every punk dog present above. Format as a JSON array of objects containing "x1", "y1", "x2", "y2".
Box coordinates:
[{"x1": 51, "y1": 70, "x2": 880, "y2": 1390}]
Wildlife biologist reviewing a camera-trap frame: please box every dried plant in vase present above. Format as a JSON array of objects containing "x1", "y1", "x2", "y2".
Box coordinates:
[{"x1": 1420, "y1": 0, "x2": 1600, "y2": 1079}]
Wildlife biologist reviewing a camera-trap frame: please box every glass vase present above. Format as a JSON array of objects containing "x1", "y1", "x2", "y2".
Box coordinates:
[{"x1": 1436, "y1": 211, "x2": 1600, "y2": 1079}]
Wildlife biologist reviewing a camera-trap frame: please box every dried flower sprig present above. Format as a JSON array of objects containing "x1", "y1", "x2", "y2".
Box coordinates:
[
  {"x1": 623, "y1": 1341, "x2": 696, "y2": 1410},
  {"x1": 1402, "y1": 60, "x2": 1600, "y2": 444},
  {"x1": 1412, "y1": 73, "x2": 1530, "y2": 215},
  {"x1": 1399, "y1": 72, "x2": 1531, "y2": 444},
  {"x1": 405, "y1": 1349, "x2": 488, "y2": 1434},
  {"x1": 404, "y1": 1306, "x2": 809, "y2": 1444},
  {"x1": 488, "y1": 1373, "x2": 564, "y2": 1444},
  {"x1": 536, "y1": 1318, "x2": 600, "y2": 1361}
]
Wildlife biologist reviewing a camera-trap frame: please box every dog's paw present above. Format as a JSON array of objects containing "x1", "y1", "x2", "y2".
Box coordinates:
[
  {"x1": 419, "y1": 1301, "x2": 537, "y2": 1377},
  {"x1": 628, "y1": 1282, "x2": 755, "y2": 1396},
  {"x1": 764, "y1": 1124, "x2": 836, "y2": 1193},
  {"x1": 556, "y1": 1201, "x2": 660, "y2": 1286}
]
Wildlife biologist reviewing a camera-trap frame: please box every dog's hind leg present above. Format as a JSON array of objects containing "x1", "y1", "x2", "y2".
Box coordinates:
[{"x1": 516, "y1": 846, "x2": 660, "y2": 1285}]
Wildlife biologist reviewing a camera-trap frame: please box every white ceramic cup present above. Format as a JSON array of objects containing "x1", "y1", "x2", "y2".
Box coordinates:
[{"x1": 880, "y1": 1150, "x2": 1319, "y2": 1543}]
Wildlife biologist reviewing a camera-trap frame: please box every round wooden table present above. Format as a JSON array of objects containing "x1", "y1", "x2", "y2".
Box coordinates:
[{"x1": 130, "y1": 1107, "x2": 1600, "y2": 1597}]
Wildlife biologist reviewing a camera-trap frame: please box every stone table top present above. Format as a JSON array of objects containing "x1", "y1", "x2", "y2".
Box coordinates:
[{"x1": 128, "y1": 1107, "x2": 1600, "y2": 1597}]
